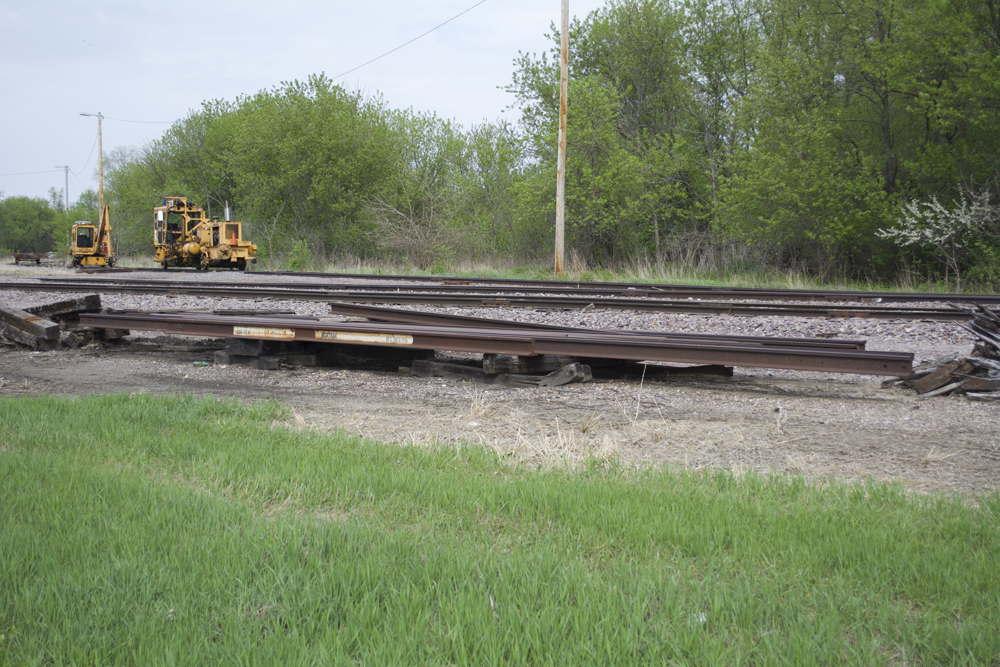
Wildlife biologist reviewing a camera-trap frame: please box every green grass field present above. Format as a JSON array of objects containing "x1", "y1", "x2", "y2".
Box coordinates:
[{"x1": 1, "y1": 393, "x2": 998, "y2": 665}]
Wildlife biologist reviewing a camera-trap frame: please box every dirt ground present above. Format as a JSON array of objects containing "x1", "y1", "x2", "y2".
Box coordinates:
[{"x1": 2, "y1": 335, "x2": 998, "y2": 496}]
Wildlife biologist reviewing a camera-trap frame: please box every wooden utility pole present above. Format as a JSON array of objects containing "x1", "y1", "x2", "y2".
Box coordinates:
[
  {"x1": 96, "y1": 112, "x2": 104, "y2": 212},
  {"x1": 80, "y1": 112, "x2": 104, "y2": 212},
  {"x1": 554, "y1": 0, "x2": 568, "y2": 276}
]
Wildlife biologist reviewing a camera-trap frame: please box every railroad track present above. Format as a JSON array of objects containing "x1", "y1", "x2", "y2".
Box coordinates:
[
  {"x1": 4, "y1": 276, "x2": 918, "y2": 376},
  {"x1": 3, "y1": 278, "x2": 994, "y2": 321},
  {"x1": 92, "y1": 267, "x2": 1000, "y2": 304}
]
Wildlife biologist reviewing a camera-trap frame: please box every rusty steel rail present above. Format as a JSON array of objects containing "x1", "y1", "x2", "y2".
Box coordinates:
[
  {"x1": 325, "y1": 302, "x2": 868, "y2": 350},
  {"x1": 34, "y1": 275, "x2": 1000, "y2": 305},
  {"x1": 2, "y1": 279, "x2": 986, "y2": 321},
  {"x1": 115, "y1": 267, "x2": 1000, "y2": 305},
  {"x1": 322, "y1": 292, "x2": 977, "y2": 320},
  {"x1": 80, "y1": 311, "x2": 913, "y2": 376}
]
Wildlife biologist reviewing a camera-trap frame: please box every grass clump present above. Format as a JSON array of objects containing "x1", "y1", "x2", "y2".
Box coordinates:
[{"x1": 1, "y1": 393, "x2": 998, "y2": 665}]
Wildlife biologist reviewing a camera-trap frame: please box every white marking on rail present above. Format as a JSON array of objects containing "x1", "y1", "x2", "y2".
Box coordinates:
[
  {"x1": 233, "y1": 326, "x2": 295, "y2": 339},
  {"x1": 315, "y1": 331, "x2": 413, "y2": 345}
]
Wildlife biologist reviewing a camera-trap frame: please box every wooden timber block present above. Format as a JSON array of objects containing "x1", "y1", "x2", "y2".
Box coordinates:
[
  {"x1": 483, "y1": 354, "x2": 576, "y2": 374},
  {"x1": 0, "y1": 302, "x2": 60, "y2": 340},
  {"x1": 910, "y1": 360, "x2": 974, "y2": 394},
  {"x1": 539, "y1": 362, "x2": 592, "y2": 387},
  {"x1": 225, "y1": 338, "x2": 330, "y2": 358},
  {"x1": 226, "y1": 338, "x2": 267, "y2": 357},
  {"x1": 216, "y1": 351, "x2": 285, "y2": 369},
  {"x1": 881, "y1": 368, "x2": 932, "y2": 388},
  {"x1": 214, "y1": 350, "x2": 259, "y2": 367},
  {"x1": 411, "y1": 360, "x2": 540, "y2": 386},
  {"x1": 257, "y1": 356, "x2": 282, "y2": 371},
  {"x1": 913, "y1": 352, "x2": 962, "y2": 372},
  {"x1": 0, "y1": 302, "x2": 60, "y2": 348},
  {"x1": 661, "y1": 364, "x2": 734, "y2": 377},
  {"x1": 0, "y1": 323, "x2": 58, "y2": 350},
  {"x1": 98, "y1": 328, "x2": 129, "y2": 340},
  {"x1": 917, "y1": 380, "x2": 964, "y2": 398},
  {"x1": 413, "y1": 360, "x2": 492, "y2": 382},
  {"x1": 960, "y1": 377, "x2": 1000, "y2": 392},
  {"x1": 966, "y1": 391, "x2": 1000, "y2": 401},
  {"x1": 24, "y1": 294, "x2": 102, "y2": 318},
  {"x1": 282, "y1": 354, "x2": 321, "y2": 367},
  {"x1": 61, "y1": 331, "x2": 91, "y2": 349},
  {"x1": 412, "y1": 360, "x2": 591, "y2": 388},
  {"x1": 969, "y1": 356, "x2": 1000, "y2": 372}
]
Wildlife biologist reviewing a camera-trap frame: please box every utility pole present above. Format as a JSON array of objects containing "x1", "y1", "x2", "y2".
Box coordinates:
[
  {"x1": 80, "y1": 112, "x2": 104, "y2": 212},
  {"x1": 554, "y1": 0, "x2": 569, "y2": 276},
  {"x1": 55, "y1": 165, "x2": 70, "y2": 251},
  {"x1": 54, "y1": 165, "x2": 69, "y2": 212}
]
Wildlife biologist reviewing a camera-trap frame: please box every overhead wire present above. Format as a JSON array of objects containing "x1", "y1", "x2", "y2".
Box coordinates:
[
  {"x1": 102, "y1": 116, "x2": 172, "y2": 124},
  {"x1": 0, "y1": 168, "x2": 63, "y2": 177},
  {"x1": 7, "y1": 2, "x2": 480, "y2": 188},
  {"x1": 74, "y1": 130, "x2": 100, "y2": 176},
  {"x1": 1, "y1": 123, "x2": 98, "y2": 181},
  {"x1": 331, "y1": 0, "x2": 489, "y2": 80}
]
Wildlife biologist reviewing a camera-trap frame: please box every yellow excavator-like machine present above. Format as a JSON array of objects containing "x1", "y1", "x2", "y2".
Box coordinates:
[
  {"x1": 153, "y1": 197, "x2": 257, "y2": 270},
  {"x1": 69, "y1": 205, "x2": 115, "y2": 267}
]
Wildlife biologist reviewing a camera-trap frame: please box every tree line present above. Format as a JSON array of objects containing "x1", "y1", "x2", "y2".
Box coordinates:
[
  {"x1": 0, "y1": 188, "x2": 98, "y2": 255},
  {"x1": 7, "y1": 0, "x2": 998, "y2": 287}
]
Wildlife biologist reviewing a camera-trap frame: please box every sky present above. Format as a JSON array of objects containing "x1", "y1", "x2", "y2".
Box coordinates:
[{"x1": 0, "y1": 0, "x2": 607, "y2": 203}]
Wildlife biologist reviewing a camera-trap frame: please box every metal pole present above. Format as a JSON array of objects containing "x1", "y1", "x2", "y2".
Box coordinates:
[
  {"x1": 554, "y1": 0, "x2": 568, "y2": 276},
  {"x1": 54, "y1": 165, "x2": 69, "y2": 211},
  {"x1": 55, "y1": 165, "x2": 70, "y2": 250}
]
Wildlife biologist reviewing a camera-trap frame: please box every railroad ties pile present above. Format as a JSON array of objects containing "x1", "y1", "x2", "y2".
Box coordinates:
[
  {"x1": 883, "y1": 304, "x2": 1000, "y2": 400},
  {"x1": 0, "y1": 295, "x2": 127, "y2": 350}
]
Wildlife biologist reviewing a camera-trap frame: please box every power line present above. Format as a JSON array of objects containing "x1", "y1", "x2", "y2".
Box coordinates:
[
  {"x1": 75, "y1": 131, "x2": 100, "y2": 177},
  {"x1": 70, "y1": 170, "x2": 89, "y2": 191},
  {"x1": 0, "y1": 168, "x2": 63, "y2": 176},
  {"x1": 331, "y1": 0, "x2": 489, "y2": 80},
  {"x1": 0, "y1": 125, "x2": 99, "y2": 180},
  {"x1": 103, "y1": 115, "x2": 172, "y2": 124}
]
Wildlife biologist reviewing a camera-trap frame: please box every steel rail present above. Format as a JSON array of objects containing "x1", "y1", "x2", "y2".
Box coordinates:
[
  {"x1": 115, "y1": 267, "x2": 1000, "y2": 304},
  {"x1": 325, "y1": 302, "x2": 868, "y2": 350},
  {"x1": 322, "y1": 292, "x2": 976, "y2": 321},
  {"x1": 79, "y1": 311, "x2": 913, "y2": 376},
  {"x1": 1, "y1": 280, "x2": 983, "y2": 320},
  {"x1": 35, "y1": 275, "x2": 1000, "y2": 304}
]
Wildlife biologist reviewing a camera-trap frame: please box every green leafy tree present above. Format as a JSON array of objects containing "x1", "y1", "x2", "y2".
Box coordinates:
[
  {"x1": 226, "y1": 74, "x2": 398, "y2": 259},
  {"x1": 155, "y1": 101, "x2": 237, "y2": 219},
  {"x1": 460, "y1": 120, "x2": 526, "y2": 258},
  {"x1": 369, "y1": 112, "x2": 472, "y2": 269},
  {"x1": 0, "y1": 195, "x2": 59, "y2": 253}
]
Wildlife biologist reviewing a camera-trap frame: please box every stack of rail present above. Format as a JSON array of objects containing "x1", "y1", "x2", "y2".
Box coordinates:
[{"x1": 80, "y1": 305, "x2": 914, "y2": 377}]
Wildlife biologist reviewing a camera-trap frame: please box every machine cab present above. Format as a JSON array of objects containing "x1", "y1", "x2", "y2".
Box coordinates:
[
  {"x1": 73, "y1": 224, "x2": 96, "y2": 251},
  {"x1": 154, "y1": 197, "x2": 203, "y2": 246}
]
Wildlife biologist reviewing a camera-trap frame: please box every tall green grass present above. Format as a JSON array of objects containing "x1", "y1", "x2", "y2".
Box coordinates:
[
  {"x1": 304, "y1": 256, "x2": 977, "y2": 294},
  {"x1": 1, "y1": 394, "x2": 998, "y2": 665}
]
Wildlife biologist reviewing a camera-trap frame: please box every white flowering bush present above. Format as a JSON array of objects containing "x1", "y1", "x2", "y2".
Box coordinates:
[{"x1": 878, "y1": 187, "x2": 997, "y2": 290}]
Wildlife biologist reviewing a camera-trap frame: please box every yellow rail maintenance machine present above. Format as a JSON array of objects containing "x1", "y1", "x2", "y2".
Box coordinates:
[
  {"x1": 69, "y1": 205, "x2": 115, "y2": 267},
  {"x1": 153, "y1": 197, "x2": 256, "y2": 270}
]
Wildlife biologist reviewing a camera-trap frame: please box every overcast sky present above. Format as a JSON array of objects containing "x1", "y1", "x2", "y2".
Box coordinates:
[{"x1": 0, "y1": 0, "x2": 606, "y2": 203}]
